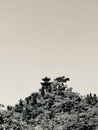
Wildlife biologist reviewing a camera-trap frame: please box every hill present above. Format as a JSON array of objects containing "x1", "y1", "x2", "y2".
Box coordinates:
[{"x1": 0, "y1": 76, "x2": 98, "y2": 130}]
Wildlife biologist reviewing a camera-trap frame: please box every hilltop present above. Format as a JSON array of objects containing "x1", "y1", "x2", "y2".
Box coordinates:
[{"x1": 0, "y1": 76, "x2": 98, "y2": 130}]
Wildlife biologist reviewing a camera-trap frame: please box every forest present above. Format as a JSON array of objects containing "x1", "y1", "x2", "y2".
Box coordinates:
[{"x1": 0, "y1": 76, "x2": 98, "y2": 130}]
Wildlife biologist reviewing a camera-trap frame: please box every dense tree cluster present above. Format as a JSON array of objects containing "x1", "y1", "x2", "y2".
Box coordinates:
[{"x1": 0, "y1": 76, "x2": 98, "y2": 130}]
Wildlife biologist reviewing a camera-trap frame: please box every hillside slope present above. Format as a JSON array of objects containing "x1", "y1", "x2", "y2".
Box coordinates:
[{"x1": 0, "y1": 76, "x2": 98, "y2": 130}]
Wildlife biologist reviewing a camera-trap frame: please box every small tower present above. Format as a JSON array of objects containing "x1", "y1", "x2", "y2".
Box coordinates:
[{"x1": 40, "y1": 76, "x2": 51, "y2": 92}]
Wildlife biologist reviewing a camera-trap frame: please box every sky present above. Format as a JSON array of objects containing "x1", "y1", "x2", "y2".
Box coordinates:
[{"x1": 0, "y1": 0, "x2": 98, "y2": 106}]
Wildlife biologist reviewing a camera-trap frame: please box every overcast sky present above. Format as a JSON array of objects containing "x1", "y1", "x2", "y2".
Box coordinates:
[{"x1": 0, "y1": 0, "x2": 98, "y2": 106}]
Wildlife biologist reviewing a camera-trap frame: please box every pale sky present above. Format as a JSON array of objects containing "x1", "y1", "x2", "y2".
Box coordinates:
[{"x1": 0, "y1": 0, "x2": 98, "y2": 106}]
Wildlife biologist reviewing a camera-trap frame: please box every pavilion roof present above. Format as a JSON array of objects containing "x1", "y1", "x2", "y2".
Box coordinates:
[{"x1": 42, "y1": 76, "x2": 51, "y2": 82}]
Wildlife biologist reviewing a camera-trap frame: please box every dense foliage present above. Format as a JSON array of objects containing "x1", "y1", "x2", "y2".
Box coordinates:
[{"x1": 0, "y1": 76, "x2": 98, "y2": 130}]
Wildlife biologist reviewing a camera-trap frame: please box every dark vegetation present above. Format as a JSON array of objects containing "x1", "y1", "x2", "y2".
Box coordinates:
[{"x1": 0, "y1": 76, "x2": 98, "y2": 130}]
